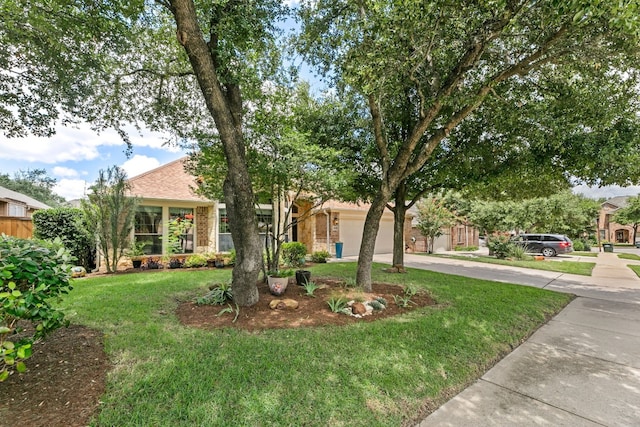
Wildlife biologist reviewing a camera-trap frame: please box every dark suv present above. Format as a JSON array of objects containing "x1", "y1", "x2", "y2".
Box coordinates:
[{"x1": 512, "y1": 234, "x2": 573, "y2": 257}]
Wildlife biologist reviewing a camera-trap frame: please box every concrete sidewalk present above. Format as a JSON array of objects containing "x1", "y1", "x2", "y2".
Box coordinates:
[{"x1": 412, "y1": 252, "x2": 640, "y2": 426}]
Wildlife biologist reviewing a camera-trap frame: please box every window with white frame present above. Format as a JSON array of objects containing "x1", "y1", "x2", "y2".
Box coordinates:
[{"x1": 8, "y1": 203, "x2": 26, "y2": 217}]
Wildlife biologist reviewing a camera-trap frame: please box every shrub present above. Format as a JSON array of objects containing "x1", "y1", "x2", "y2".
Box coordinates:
[
  {"x1": 310, "y1": 250, "x2": 330, "y2": 263},
  {"x1": 195, "y1": 282, "x2": 233, "y2": 305},
  {"x1": 281, "y1": 242, "x2": 307, "y2": 267},
  {"x1": 507, "y1": 244, "x2": 530, "y2": 260},
  {"x1": 487, "y1": 235, "x2": 514, "y2": 259},
  {"x1": 184, "y1": 253, "x2": 208, "y2": 268},
  {"x1": 0, "y1": 236, "x2": 74, "y2": 381},
  {"x1": 32, "y1": 207, "x2": 96, "y2": 271},
  {"x1": 572, "y1": 239, "x2": 585, "y2": 251}
]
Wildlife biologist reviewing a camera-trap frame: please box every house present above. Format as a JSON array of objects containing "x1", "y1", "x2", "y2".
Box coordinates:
[
  {"x1": 126, "y1": 158, "x2": 407, "y2": 258},
  {"x1": 0, "y1": 185, "x2": 50, "y2": 238},
  {"x1": 406, "y1": 204, "x2": 480, "y2": 253},
  {"x1": 598, "y1": 196, "x2": 636, "y2": 244}
]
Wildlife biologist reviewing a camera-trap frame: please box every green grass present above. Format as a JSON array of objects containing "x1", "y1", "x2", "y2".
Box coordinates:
[
  {"x1": 431, "y1": 254, "x2": 595, "y2": 276},
  {"x1": 629, "y1": 265, "x2": 640, "y2": 278},
  {"x1": 59, "y1": 264, "x2": 571, "y2": 426},
  {"x1": 570, "y1": 251, "x2": 598, "y2": 257},
  {"x1": 617, "y1": 253, "x2": 640, "y2": 261}
]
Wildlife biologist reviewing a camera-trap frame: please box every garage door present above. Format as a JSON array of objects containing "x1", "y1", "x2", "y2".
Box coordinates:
[{"x1": 339, "y1": 214, "x2": 395, "y2": 257}]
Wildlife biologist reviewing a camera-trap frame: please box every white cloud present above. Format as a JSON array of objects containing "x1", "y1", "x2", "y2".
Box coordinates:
[
  {"x1": 120, "y1": 155, "x2": 160, "y2": 178},
  {"x1": 0, "y1": 122, "x2": 179, "y2": 163},
  {"x1": 52, "y1": 166, "x2": 79, "y2": 177},
  {"x1": 54, "y1": 178, "x2": 90, "y2": 201},
  {"x1": 572, "y1": 184, "x2": 640, "y2": 200}
]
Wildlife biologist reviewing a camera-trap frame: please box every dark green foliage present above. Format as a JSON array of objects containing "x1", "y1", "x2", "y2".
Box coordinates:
[
  {"x1": 195, "y1": 282, "x2": 233, "y2": 306},
  {"x1": 0, "y1": 169, "x2": 65, "y2": 207},
  {"x1": 280, "y1": 242, "x2": 307, "y2": 267},
  {"x1": 32, "y1": 207, "x2": 96, "y2": 271},
  {"x1": 310, "y1": 250, "x2": 330, "y2": 263},
  {"x1": 0, "y1": 236, "x2": 73, "y2": 381},
  {"x1": 487, "y1": 236, "x2": 515, "y2": 259}
]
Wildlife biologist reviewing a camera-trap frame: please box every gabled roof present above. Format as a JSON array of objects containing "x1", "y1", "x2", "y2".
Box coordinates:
[
  {"x1": 602, "y1": 196, "x2": 629, "y2": 210},
  {"x1": 127, "y1": 157, "x2": 211, "y2": 202},
  {"x1": 0, "y1": 185, "x2": 50, "y2": 210}
]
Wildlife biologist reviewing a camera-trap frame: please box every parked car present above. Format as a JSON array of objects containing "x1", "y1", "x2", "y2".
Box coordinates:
[{"x1": 511, "y1": 234, "x2": 573, "y2": 257}]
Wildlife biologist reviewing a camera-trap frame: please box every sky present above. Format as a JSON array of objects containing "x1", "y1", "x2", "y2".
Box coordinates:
[{"x1": 0, "y1": 123, "x2": 188, "y2": 201}]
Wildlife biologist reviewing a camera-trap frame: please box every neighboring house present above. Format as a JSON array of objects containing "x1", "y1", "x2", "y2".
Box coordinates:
[
  {"x1": 598, "y1": 196, "x2": 636, "y2": 244},
  {"x1": 406, "y1": 205, "x2": 480, "y2": 253},
  {"x1": 294, "y1": 199, "x2": 402, "y2": 258},
  {"x1": 0, "y1": 185, "x2": 50, "y2": 238},
  {"x1": 127, "y1": 158, "x2": 407, "y2": 258}
]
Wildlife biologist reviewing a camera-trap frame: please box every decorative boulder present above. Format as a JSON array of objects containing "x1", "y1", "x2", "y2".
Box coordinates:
[
  {"x1": 351, "y1": 302, "x2": 367, "y2": 315},
  {"x1": 71, "y1": 266, "x2": 86, "y2": 278},
  {"x1": 269, "y1": 299, "x2": 299, "y2": 310}
]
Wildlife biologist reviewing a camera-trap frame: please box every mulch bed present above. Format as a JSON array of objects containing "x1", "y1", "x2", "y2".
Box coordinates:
[{"x1": 0, "y1": 325, "x2": 109, "y2": 427}]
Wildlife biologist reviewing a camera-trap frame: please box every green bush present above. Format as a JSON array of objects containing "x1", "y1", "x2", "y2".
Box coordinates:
[
  {"x1": 195, "y1": 282, "x2": 233, "y2": 305},
  {"x1": 32, "y1": 207, "x2": 96, "y2": 271},
  {"x1": 184, "y1": 253, "x2": 208, "y2": 268},
  {"x1": 310, "y1": 250, "x2": 330, "y2": 263},
  {"x1": 0, "y1": 236, "x2": 74, "y2": 381},
  {"x1": 573, "y1": 239, "x2": 585, "y2": 251},
  {"x1": 507, "y1": 244, "x2": 530, "y2": 260},
  {"x1": 280, "y1": 242, "x2": 307, "y2": 267},
  {"x1": 487, "y1": 235, "x2": 514, "y2": 259}
]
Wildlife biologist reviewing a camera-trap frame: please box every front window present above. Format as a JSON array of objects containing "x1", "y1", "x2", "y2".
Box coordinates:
[
  {"x1": 218, "y1": 207, "x2": 273, "y2": 251},
  {"x1": 134, "y1": 206, "x2": 162, "y2": 254},
  {"x1": 168, "y1": 208, "x2": 194, "y2": 254}
]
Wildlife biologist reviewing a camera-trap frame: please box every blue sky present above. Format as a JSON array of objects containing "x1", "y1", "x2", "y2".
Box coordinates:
[{"x1": 0, "y1": 123, "x2": 188, "y2": 200}]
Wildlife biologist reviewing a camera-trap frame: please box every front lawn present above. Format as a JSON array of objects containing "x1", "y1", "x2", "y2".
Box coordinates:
[
  {"x1": 59, "y1": 263, "x2": 571, "y2": 426},
  {"x1": 431, "y1": 254, "x2": 596, "y2": 276},
  {"x1": 617, "y1": 253, "x2": 640, "y2": 261},
  {"x1": 629, "y1": 265, "x2": 640, "y2": 278}
]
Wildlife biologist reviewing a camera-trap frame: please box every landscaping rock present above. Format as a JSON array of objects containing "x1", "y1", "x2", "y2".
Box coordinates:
[
  {"x1": 352, "y1": 302, "x2": 367, "y2": 315},
  {"x1": 269, "y1": 299, "x2": 299, "y2": 310}
]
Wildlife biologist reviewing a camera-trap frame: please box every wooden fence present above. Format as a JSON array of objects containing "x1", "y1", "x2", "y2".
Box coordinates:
[{"x1": 0, "y1": 216, "x2": 34, "y2": 239}]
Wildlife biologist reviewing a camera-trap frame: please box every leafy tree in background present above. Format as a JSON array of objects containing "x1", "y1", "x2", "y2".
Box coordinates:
[
  {"x1": 0, "y1": 169, "x2": 65, "y2": 206},
  {"x1": 190, "y1": 82, "x2": 355, "y2": 275},
  {"x1": 613, "y1": 196, "x2": 640, "y2": 244},
  {"x1": 32, "y1": 208, "x2": 96, "y2": 271},
  {"x1": 82, "y1": 167, "x2": 137, "y2": 273},
  {"x1": 415, "y1": 197, "x2": 457, "y2": 254},
  {"x1": 467, "y1": 192, "x2": 599, "y2": 239},
  {"x1": 297, "y1": 1, "x2": 640, "y2": 290}
]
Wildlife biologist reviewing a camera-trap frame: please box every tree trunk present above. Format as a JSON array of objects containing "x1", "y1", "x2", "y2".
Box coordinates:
[
  {"x1": 170, "y1": 0, "x2": 260, "y2": 306},
  {"x1": 356, "y1": 190, "x2": 392, "y2": 292},
  {"x1": 391, "y1": 181, "x2": 408, "y2": 267}
]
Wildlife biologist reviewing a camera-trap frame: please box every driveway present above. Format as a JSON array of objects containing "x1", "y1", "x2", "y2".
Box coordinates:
[{"x1": 366, "y1": 252, "x2": 640, "y2": 426}]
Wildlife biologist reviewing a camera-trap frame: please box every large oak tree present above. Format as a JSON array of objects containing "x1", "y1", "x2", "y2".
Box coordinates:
[{"x1": 297, "y1": 0, "x2": 640, "y2": 290}]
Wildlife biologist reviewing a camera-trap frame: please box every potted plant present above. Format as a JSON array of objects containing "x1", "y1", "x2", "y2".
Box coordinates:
[
  {"x1": 126, "y1": 240, "x2": 148, "y2": 268},
  {"x1": 295, "y1": 269, "x2": 311, "y2": 286},
  {"x1": 146, "y1": 256, "x2": 161, "y2": 269},
  {"x1": 266, "y1": 269, "x2": 294, "y2": 296},
  {"x1": 168, "y1": 256, "x2": 183, "y2": 269}
]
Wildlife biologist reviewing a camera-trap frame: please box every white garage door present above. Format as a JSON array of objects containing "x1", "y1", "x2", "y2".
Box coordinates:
[{"x1": 339, "y1": 214, "x2": 395, "y2": 257}]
